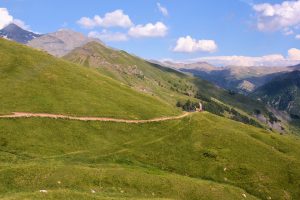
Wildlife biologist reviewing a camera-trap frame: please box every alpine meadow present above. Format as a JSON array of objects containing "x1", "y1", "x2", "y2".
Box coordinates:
[{"x1": 1, "y1": 1, "x2": 300, "y2": 200}]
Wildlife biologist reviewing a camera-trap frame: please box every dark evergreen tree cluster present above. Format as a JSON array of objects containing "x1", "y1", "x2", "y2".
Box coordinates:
[
  {"x1": 176, "y1": 100, "x2": 199, "y2": 112},
  {"x1": 231, "y1": 108, "x2": 263, "y2": 128}
]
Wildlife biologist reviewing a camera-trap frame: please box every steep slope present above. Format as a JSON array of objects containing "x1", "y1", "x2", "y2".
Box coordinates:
[
  {"x1": 27, "y1": 29, "x2": 103, "y2": 57},
  {"x1": 0, "y1": 38, "x2": 180, "y2": 119},
  {"x1": 252, "y1": 70, "x2": 300, "y2": 118},
  {"x1": 0, "y1": 23, "x2": 41, "y2": 44},
  {"x1": 64, "y1": 42, "x2": 197, "y2": 105},
  {"x1": 64, "y1": 42, "x2": 281, "y2": 129},
  {"x1": 0, "y1": 113, "x2": 300, "y2": 199}
]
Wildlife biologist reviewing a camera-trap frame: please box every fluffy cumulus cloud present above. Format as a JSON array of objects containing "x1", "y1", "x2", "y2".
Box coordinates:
[
  {"x1": 253, "y1": 0, "x2": 300, "y2": 32},
  {"x1": 182, "y1": 48, "x2": 300, "y2": 67},
  {"x1": 157, "y1": 3, "x2": 168, "y2": 16},
  {"x1": 288, "y1": 48, "x2": 300, "y2": 60},
  {"x1": 88, "y1": 30, "x2": 128, "y2": 42},
  {"x1": 77, "y1": 10, "x2": 133, "y2": 29},
  {"x1": 128, "y1": 22, "x2": 168, "y2": 38},
  {"x1": 173, "y1": 36, "x2": 217, "y2": 53},
  {"x1": 78, "y1": 9, "x2": 169, "y2": 40},
  {"x1": 77, "y1": 16, "x2": 100, "y2": 29},
  {"x1": 191, "y1": 54, "x2": 286, "y2": 66},
  {"x1": 0, "y1": 8, "x2": 13, "y2": 29},
  {"x1": 0, "y1": 8, "x2": 31, "y2": 30}
]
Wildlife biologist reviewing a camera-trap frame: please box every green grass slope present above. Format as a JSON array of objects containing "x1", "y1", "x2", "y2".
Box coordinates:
[
  {"x1": 64, "y1": 42, "x2": 276, "y2": 129},
  {"x1": 63, "y1": 42, "x2": 198, "y2": 105},
  {"x1": 0, "y1": 38, "x2": 180, "y2": 119},
  {"x1": 0, "y1": 113, "x2": 300, "y2": 199}
]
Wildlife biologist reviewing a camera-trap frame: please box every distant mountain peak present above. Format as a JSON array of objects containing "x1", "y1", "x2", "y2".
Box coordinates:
[
  {"x1": 54, "y1": 28, "x2": 85, "y2": 36},
  {"x1": 27, "y1": 29, "x2": 103, "y2": 57},
  {"x1": 2, "y1": 23, "x2": 23, "y2": 31},
  {"x1": 0, "y1": 23, "x2": 41, "y2": 44}
]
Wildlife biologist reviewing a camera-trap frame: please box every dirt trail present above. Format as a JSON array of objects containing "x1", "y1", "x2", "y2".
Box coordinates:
[{"x1": 0, "y1": 112, "x2": 191, "y2": 124}]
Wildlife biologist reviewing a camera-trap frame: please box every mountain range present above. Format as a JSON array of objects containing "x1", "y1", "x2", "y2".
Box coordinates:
[
  {"x1": 27, "y1": 29, "x2": 103, "y2": 57},
  {"x1": 161, "y1": 61, "x2": 298, "y2": 94},
  {"x1": 0, "y1": 23, "x2": 103, "y2": 57}
]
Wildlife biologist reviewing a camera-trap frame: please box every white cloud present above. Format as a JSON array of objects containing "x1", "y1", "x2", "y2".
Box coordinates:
[
  {"x1": 88, "y1": 30, "x2": 128, "y2": 42},
  {"x1": 77, "y1": 10, "x2": 133, "y2": 29},
  {"x1": 0, "y1": 8, "x2": 31, "y2": 31},
  {"x1": 128, "y1": 22, "x2": 168, "y2": 38},
  {"x1": 295, "y1": 34, "x2": 300, "y2": 39},
  {"x1": 189, "y1": 54, "x2": 287, "y2": 66},
  {"x1": 77, "y1": 17, "x2": 99, "y2": 29},
  {"x1": 173, "y1": 36, "x2": 218, "y2": 53},
  {"x1": 157, "y1": 3, "x2": 168, "y2": 16},
  {"x1": 102, "y1": 9, "x2": 133, "y2": 28},
  {"x1": 178, "y1": 49, "x2": 300, "y2": 67},
  {"x1": 77, "y1": 10, "x2": 169, "y2": 40},
  {"x1": 0, "y1": 8, "x2": 13, "y2": 29},
  {"x1": 253, "y1": 0, "x2": 300, "y2": 32},
  {"x1": 288, "y1": 48, "x2": 300, "y2": 60}
]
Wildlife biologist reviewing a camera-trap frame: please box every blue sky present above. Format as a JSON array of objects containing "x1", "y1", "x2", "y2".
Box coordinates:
[{"x1": 1, "y1": 0, "x2": 300, "y2": 66}]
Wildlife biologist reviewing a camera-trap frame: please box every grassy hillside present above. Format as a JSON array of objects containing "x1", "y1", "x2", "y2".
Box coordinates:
[
  {"x1": 63, "y1": 42, "x2": 197, "y2": 105},
  {"x1": 0, "y1": 38, "x2": 180, "y2": 119},
  {"x1": 0, "y1": 113, "x2": 300, "y2": 199},
  {"x1": 64, "y1": 42, "x2": 278, "y2": 129}
]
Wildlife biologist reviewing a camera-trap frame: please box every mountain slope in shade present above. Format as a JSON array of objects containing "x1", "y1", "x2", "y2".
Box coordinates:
[
  {"x1": 0, "y1": 23, "x2": 41, "y2": 44},
  {"x1": 252, "y1": 70, "x2": 300, "y2": 117},
  {"x1": 27, "y1": 29, "x2": 103, "y2": 57}
]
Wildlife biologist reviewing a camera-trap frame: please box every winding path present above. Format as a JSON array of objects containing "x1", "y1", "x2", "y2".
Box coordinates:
[{"x1": 0, "y1": 112, "x2": 191, "y2": 124}]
